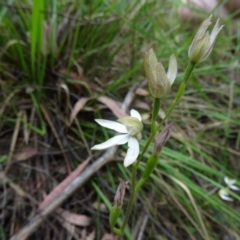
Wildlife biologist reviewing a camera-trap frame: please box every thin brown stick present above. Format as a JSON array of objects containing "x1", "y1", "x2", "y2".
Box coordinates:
[
  {"x1": 5, "y1": 111, "x2": 22, "y2": 173},
  {"x1": 38, "y1": 157, "x2": 91, "y2": 210},
  {"x1": 40, "y1": 104, "x2": 72, "y2": 174},
  {"x1": 10, "y1": 84, "x2": 138, "y2": 240},
  {"x1": 0, "y1": 171, "x2": 38, "y2": 204}
]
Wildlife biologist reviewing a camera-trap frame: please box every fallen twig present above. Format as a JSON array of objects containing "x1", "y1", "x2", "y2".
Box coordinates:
[{"x1": 38, "y1": 156, "x2": 91, "y2": 210}]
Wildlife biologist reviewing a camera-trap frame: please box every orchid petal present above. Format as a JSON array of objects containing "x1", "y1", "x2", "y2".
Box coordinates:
[
  {"x1": 220, "y1": 194, "x2": 233, "y2": 201},
  {"x1": 91, "y1": 134, "x2": 129, "y2": 150},
  {"x1": 229, "y1": 185, "x2": 240, "y2": 191},
  {"x1": 130, "y1": 109, "x2": 142, "y2": 121},
  {"x1": 155, "y1": 61, "x2": 170, "y2": 96},
  {"x1": 219, "y1": 189, "x2": 233, "y2": 201},
  {"x1": 117, "y1": 134, "x2": 130, "y2": 144},
  {"x1": 147, "y1": 48, "x2": 158, "y2": 72},
  {"x1": 224, "y1": 176, "x2": 234, "y2": 185},
  {"x1": 166, "y1": 54, "x2": 177, "y2": 85},
  {"x1": 123, "y1": 137, "x2": 139, "y2": 167},
  {"x1": 192, "y1": 15, "x2": 212, "y2": 45},
  {"x1": 95, "y1": 119, "x2": 128, "y2": 133},
  {"x1": 210, "y1": 19, "x2": 224, "y2": 44}
]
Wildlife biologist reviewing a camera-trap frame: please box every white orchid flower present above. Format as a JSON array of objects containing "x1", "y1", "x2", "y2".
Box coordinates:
[
  {"x1": 218, "y1": 188, "x2": 233, "y2": 202},
  {"x1": 224, "y1": 176, "x2": 240, "y2": 191},
  {"x1": 91, "y1": 109, "x2": 143, "y2": 167},
  {"x1": 218, "y1": 177, "x2": 239, "y2": 202}
]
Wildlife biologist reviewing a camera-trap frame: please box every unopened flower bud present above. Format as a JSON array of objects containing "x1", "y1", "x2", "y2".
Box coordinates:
[
  {"x1": 154, "y1": 123, "x2": 173, "y2": 154},
  {"x1": 143, "y1": 154, "x2": 158, "y2": 179},
  {"x1": 188, "y1": 15, "x2": 224, "y2": 64},
  {"x1": 109, "y1": 180, "x2": 129, "y2": 233},
  {"x1": 135, "y1": 125, "x2": 172, "y2": 192},
  {"x1": 144, "y1": 48, "x2": 177, "y2": 98}
]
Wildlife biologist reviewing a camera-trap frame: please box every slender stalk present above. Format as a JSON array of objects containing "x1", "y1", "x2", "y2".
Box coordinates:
[
  {"x1": 117, "y1": 98, "x2": 161, "y2": 238},
  {"x1": 151, "y1": 98, "x2": 161, "y2": 133},
  {"x1": 183, "y1": 62, "x2": 195, "y2": 84},
  {"x1": 118, "y1": 62, "x2": 195, "y2": 238},
  {"x1": 117, "y1": 163, "x2": 137, "y2": 240},
  {"x1": 155, "y1": 62, "x2": 195, "y2": 132}
]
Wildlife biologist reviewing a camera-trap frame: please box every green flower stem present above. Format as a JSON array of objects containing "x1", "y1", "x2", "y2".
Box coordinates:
[
  {"x1": 137, "y1": 62, "x2": 195, "y2": 167},
  {"x1": 113, "y1": 228, "x2": 122, "y2": 235},
  {"x1": 117, "y1": 99, "x2": 161, "y2": 238},
  {"x1": 117, "y1": 62, "x2": 195, "y2": 239},
  {"x1": 135, "y1": 153, "x2": 158, "y2": 192},
  {"x1": 151, "y1": 98, "x2": 161, "y2": 133},
  {"x1": 109, "y1": 207, "x2": 121, "y2": 231},
  {"x1": 117, "y1": 162, "x2": 137, "y2": 240},
  {"x1": 183, "y1": 62, "x2": 195, "y2": 85}
]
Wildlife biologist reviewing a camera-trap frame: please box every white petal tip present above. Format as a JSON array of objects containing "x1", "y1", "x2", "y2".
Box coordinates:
[
  {"x1": 91, "y1": 146, "x2": 101, "y2": 150},
  {"x1": 123, "y1": 137, "x2": 139, "y2": 167},
  {"x1": 224, "y1": 176, "x2": 237, "y2": 186},
  {"x1": 230, "y1": 186, "x2": 240, "y2": 191},
  {"x1": 94, "y1": 119, "x2": 128, "y2": 133},
  {"x1": 221, "y1": 196, "x2": 233, "y2": 201},
  {"x1": 219, "y1": 189, "x2": 233, "y2": 201},
  {"x1": 167, "y1": 54, "x2": 177, "y2": 85},
  {"x1": 130, "y1": 109, "x2": 142, "y2": 121},
  {"x1": 123, "y1": 159, "x2": 136, "y2": 168}
]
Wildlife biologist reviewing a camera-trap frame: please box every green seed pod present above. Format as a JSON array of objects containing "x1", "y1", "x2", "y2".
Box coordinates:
[
  {"x1": 142, "y1": 154, "x2": 158, "y2": 180},
  {"x1": 135, "y1": 154, "x2": 158, "y2": 192},
  {"x1": 109, "y1": 206, "x2": 121, "y2": 230}
]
